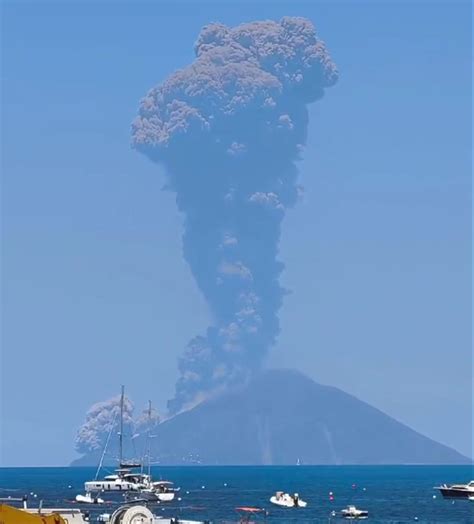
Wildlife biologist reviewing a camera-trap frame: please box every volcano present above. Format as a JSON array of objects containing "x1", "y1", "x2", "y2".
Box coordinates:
[
  {"x1": 72, "y1": 369, "x2": 469, "y2": 466},
  {"x1": 149, "y1": 369, "x2": 467, "y2": 465}
]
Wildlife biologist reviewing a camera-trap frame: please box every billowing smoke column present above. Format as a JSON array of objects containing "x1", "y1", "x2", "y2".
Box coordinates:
[
  {"x1": 75, "y1": 395, "x2": 134, "y2": 456},
  {"x1": 132, "y1": 17, "x2": 338, "y2": 414},
  {"x1": 76, "y1": 395, "x2": 160, "y2": 457}
]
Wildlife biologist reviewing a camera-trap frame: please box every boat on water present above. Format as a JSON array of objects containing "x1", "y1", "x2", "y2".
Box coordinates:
[
  {"x1": 81, "y1": 389, "x2": 177, "y2": 503},
  {"x1": 269, "y1": 491, "x2": 307, "y2": 508},
  {"x1": 148, "y1": 481, "x2": 180, "y2": 502},
  {"x1": 340, "y1": 505, "x2": 369, "y2": 519},
  {"x1": 76, "y1": 493, "x2": 105, "y2": 504},
  {"x1": 124, "y1": 481, "x2": 179, "y2": 504},
  {"x1": 84, "y1": 470, "x2": 148, "y2": 495},
  {"x1": 435, "y1": 480, "x2": 474, "y2": 499}
]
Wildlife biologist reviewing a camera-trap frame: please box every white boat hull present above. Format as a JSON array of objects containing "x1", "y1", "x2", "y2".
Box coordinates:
[
  {"x1": 270, "y1": 495, "x2": 307, "y2": 508},
  {"x1": 157, "y1": 492, "x2": 175, "y2": 502},
  {"x1": 75, "y1": 493, "x2": 104, "y2": 504}
]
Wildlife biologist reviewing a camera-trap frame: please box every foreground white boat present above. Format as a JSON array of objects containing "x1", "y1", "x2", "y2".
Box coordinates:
[
  {"x1": 82, "y1": 390, "x2": 179, "y2": 504},
  {"x1": 435, "y1": 480, "x2": 474, "y2": 499},
  {"x1": 270, "y1": 491, "x2": 307, "y2": 507},
  {"x1": 340, "y1": 505, "x2": 369, "y2": 519}
]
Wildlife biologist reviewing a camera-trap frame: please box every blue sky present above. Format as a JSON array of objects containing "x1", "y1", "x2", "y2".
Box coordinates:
[{"x1": 1, "y1": 0, "x2": 471, "y2": 466}]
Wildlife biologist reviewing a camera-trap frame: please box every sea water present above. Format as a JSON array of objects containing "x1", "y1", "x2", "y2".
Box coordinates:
[{"x1": 0, "y1": 466, "x2": 472, "y2": 523}]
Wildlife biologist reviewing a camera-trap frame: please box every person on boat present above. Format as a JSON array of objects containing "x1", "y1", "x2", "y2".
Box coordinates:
[{"x1": 293, "y1": 493, "x2": 299, "y2": 506}]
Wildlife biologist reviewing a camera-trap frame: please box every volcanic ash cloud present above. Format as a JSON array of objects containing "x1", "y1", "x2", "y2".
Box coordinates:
[
  {"x1": 132, "y1": 16, "x2": 338, "y2": 414},
  {"x1": 75, "y1": 395, "x2": 160, "y2": 457}
]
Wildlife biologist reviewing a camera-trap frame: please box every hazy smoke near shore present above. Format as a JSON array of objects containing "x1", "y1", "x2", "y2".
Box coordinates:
[
  {"x1": 132, "y1": 17, "x2": 338, "y2": 414},
  {"x1": 76, "y1": 395, "x2": 160, "y2": 456},
  {"x1": 75, "y1": 395, "x2": 133, "y2": 455}
]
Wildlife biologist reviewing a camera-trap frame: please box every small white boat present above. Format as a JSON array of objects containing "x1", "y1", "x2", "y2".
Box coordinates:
[
  {"x1": 152, "y1": 480, "x2": 179, "y2": 502},
  {"x1": 270, "y1": 491, "x2": 307, "y2": 508},
  {"x1": 75, "y1": 492, "x2": 104, "y2": 504},
  {"x1": 341, "y1": 505, "x2": 369, "y2": 519}
]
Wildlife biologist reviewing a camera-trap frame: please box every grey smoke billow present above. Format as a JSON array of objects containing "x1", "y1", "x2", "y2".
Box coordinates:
[
  {"x1": 75, "y1": 396, "x2": 160, "y2": 456},
  {"x1": 132, "y1": 17, "x2": 338, "y2": 414},
  {"x1": 75, "y1": 395, "x2": 134, "y2": 455}
]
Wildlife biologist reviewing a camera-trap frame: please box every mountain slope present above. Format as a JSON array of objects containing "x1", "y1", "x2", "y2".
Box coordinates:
[{"x1": 150, "y1": 369, "x2": 468, "y2": 465}]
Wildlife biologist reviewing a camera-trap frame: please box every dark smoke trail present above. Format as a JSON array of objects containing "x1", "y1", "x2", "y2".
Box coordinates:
[{"x1": 132, "y1": 17, "x2": 338, "y2": 413}]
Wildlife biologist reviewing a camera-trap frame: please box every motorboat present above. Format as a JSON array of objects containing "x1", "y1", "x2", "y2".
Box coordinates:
[
  {"x1": 340, "y1": 505, "x2": 369, "y2": 519},
  {"x1": 128, "y1": 482, "x2": 177, "y2": 503},
  {"x1": 435, "y1": 480, "x2": 474, "y2": 499},
  {"x1": 151, "y1": 481, "x2": 179, "y2": 502},
  {"x1": 75, "y1": 492, "x2": 105, "y2": 504},
  {"x1": 270, "y1": 491, "x2": 307, "y2": 508}
]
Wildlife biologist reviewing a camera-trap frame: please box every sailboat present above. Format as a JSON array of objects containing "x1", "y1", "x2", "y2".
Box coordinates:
[
  {"x1": 126, "y1": 401, "x2": 179, "y2": 503},
  {"x1": 79, "y1": 386, "x2": 149, "y2": 501},
  {"x1": 79, "y1": 387, "x2": 179, "y2": 503}
]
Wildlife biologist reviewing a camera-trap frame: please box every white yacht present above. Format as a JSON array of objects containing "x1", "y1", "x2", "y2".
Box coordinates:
[
  {"x1": 80, "y1": 387, "x2": 147, "y2": 500},
  {"x1": 80, "y1": 389, "x2": 179, "y2": 503},
  {"x1": 84, "y1": 471, "x2": 146, "y2": 494},
  {"x1": 435, "y1": 480, "x2": 474, "y2": 499}
]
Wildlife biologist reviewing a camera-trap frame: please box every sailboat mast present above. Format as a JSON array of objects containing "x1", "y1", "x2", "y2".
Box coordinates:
[
  {"x1": 119, "y1": 385, "x2": 124, "y2": 467},
  {"x1": 147, "y1": 400, "x2": 152, "y2": 477}
]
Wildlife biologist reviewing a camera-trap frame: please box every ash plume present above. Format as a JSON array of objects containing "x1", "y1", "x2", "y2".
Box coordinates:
[
  {"x1": 132, "y1": 17, "x2": 338, "y2": 414},
  {"x1": 75, "y1": 395, "x2": 134, "y2": 455},
  {"x1": 75, "y1": 395, "x2": 162, "y2": 461}
]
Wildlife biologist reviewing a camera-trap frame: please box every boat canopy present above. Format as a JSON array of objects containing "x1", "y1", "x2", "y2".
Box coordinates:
[{"x1": 119, "y1": 462, "x2": 141, "y2": 468}]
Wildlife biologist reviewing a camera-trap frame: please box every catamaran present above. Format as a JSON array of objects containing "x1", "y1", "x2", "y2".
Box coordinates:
[{"x1": 78, "y1": 387, "x2": 177, "y2": 503}]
